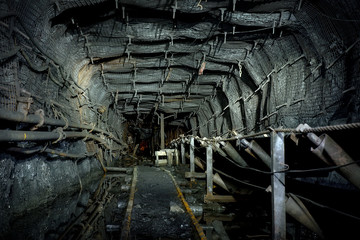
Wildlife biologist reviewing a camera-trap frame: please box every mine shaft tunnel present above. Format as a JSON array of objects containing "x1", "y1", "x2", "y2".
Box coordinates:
[{"x1": 1, "y1": 0, "x2": 360, "y2": 239}]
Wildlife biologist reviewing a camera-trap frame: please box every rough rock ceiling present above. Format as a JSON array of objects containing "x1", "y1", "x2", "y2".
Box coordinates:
[{"x1": 1, "y1": 0, "x2": 360, "y2": 139}]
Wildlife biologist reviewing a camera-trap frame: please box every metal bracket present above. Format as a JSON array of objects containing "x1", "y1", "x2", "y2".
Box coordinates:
[
  {"x1": 122, "y1": 6, "x2": 125, "y2": 19},
  {"x1": 170, "y1": 35, "x2": 174, "y2": 46},
  {"x1": 219, "y1": 8, "x2": 226, "y2": 21},
  {"x1": 172, "y1": 0, "x2": 177, "y2": 19},
  {"x1": 125, "y1": 48, "x2": 131, "y2": 60}
]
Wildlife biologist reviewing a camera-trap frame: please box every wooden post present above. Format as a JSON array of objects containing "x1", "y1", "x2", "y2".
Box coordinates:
[
  {"x1": 160, "y1": 113, "x2": 165, "y2": 149},
  {"x1": 206, "y1": 145, "x2": 213, "y2": 196},
  {"x1": 190, "y1": 136, "x2": 195, "y2": 182},
  {"x1": 181, "y1": 138, "x2": 186, "y2": 164},
  {"x1": 271, "y1": 132, "x2": 286, "y2": 240}
]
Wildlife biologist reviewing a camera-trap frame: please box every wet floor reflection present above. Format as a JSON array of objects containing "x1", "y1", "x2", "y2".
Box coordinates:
[{"x1": 1, "y1": 173, "x2": 130, "y2": 240}]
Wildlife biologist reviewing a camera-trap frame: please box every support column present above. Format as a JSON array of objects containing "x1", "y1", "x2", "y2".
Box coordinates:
[
  {"x1": 271, "y1": 132, "x2": 286, "y2": 240},
  {"x1": 181, "y1": 138, "x2": 186, "y2": 164},
  {"x1": 206, "y1": 145, "x2": 213, "y2": 196},
  {"x1": 160, "y1": 113, "x2": 165, "y2": 149},
  {"x1": 190, "y1": 136, "x2": 195, "y2": 182}
]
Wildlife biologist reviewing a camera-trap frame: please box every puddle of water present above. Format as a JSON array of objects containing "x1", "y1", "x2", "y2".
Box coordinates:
[{"x1": 0, "y1": 173, "x2": 123, "y2": 240}]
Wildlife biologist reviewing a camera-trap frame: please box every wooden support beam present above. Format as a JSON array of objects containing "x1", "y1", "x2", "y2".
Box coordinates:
[
  {"x1": 204, "y1": 194, "x2": 236, "y2": 203},
  {"x1": 271, "y1": 132, "x2": 286, "y2": 240},
  {"x1": 190, "y1": 136, "x2": 195, "y2": 182},
  {"x1": 204, "y1": 213, "x2": 235, "y2": 223},
  {"x1": 185, "y1": 172, "x2": 206, "y2": 178}
]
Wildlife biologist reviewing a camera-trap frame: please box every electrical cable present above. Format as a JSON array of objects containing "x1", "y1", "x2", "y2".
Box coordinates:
[
  {"x1": 196, "y1": 155, "x2": 267, "y2": 191},
  {"x1": 196, "y1": 153, "x2": 360, "y2": 221},
  {"x1": 286, "y1": 160, "x2": 360, "y2": 174},
  {"x1": 294, "y1": 194, "x2": 360, "y2": 221},
  {"x1": 193, "y1": 140, "x2": 360, "y2": 176}
]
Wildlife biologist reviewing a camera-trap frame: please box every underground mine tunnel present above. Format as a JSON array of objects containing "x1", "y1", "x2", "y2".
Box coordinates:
[{"x1": 1, "y1": 0, "x2": 360, "y2": 239}]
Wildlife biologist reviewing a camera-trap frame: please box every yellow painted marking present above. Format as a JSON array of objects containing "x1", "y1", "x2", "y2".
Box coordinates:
[
  {"x1": 163, "y1": 168, "x2": 207, "y2": 240},
  {"x1": 24, "y1": 133, "x2": 26, "y2": 140}
]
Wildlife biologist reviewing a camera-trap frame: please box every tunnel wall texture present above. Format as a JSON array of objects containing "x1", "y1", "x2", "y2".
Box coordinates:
[{"x1": 0, "y1": 0, "x2": 360, "y2": 219}]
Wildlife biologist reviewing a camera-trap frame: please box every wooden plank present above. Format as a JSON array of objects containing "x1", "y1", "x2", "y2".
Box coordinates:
[
  {"x1": 121, "y1": 166, "x2": 138, "y2": 240},
  {"x1": 204, "y1": 213, "x2": 235, "y2": 223},
  {"x1": 204, "y1": 194, "x2": 236, "y2": 203},
  {"x1": 271, "y1": 132, "x2": 286, "y2": 240},
  {"x1": 185, "y1": 172, "x2": 206, "y2": 179}
]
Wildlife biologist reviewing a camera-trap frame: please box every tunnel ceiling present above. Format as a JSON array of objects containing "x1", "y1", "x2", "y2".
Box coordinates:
[{"x1": 1, "y1": 0, "x2": 360, "y2": 139}]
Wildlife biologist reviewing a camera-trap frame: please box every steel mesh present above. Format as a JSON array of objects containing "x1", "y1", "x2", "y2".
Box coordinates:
[{"x1": 0, "y1": 60, "x2": 18, "y2": 112}]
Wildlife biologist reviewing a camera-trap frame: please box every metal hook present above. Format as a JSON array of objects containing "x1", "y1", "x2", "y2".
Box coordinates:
[
  {"x1": 219, "y1": 8, "x2": 226, "y2": 21},
  {"x1": 172, "y1": 0, "x2": 177, "y2": 19},
  {"x1": 122, "y1": 6, "x2": 125, "y2": 19}
]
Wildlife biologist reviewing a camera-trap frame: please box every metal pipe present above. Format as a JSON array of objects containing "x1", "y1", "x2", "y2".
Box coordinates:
[
  {"x1": 0, "y1": 129, "x2": 116, "y2": 150},
  {"x1": 243, "y1": 134, "x2": 323, "y2": 238},
  {"x1": 285, "y1": 194, "x2": 324, "y2": 239},
  {"x1": 105, "y1": 167, "x2": 131, "y2": 172},
  {"x1": 6, "y1": 146, "x2": 89, "y2": 159},
  {"x1": 186, "y1": 153, "x2": 230, "y2": 192},
  {"x1": 0, "y1": 108, "x2": 123, "y2": 145},
  {"x1": 309, "y1": 133, "x2": 360, "y2": 190},
  {"x1": 220, "y1": 141, "x2": 248, "y2": 166},
  {"x1": 249, "y1": 140, "x2": 271, "y2": 168},
  {"x1": 181, "y1": 138, "x2": 186, "y2": 164},
  {"x1": 206, "y1": 145, "x2": 213, "y2": 196},
  {"x1": 210, "y1": 142, "x2": 227, "y2": 158},
  {"x1": 160, "y1": 113, "x2": 165, "y2": 149},
  {"x1": 271, "y1": 132, "x2": 286, "y2": 240},
  {"x1": 190, "y1": 136, "x2": 195, "y2": 181}
]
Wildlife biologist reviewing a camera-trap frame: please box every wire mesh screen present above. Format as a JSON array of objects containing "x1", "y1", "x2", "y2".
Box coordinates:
[{"x1": 0, "y1": 60, "x2": 18, "y2": 112}]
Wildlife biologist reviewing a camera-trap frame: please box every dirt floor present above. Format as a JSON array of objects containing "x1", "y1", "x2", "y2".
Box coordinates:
[{"x1": 129, "y1": 166, "x2": 193, "y2": 239}]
